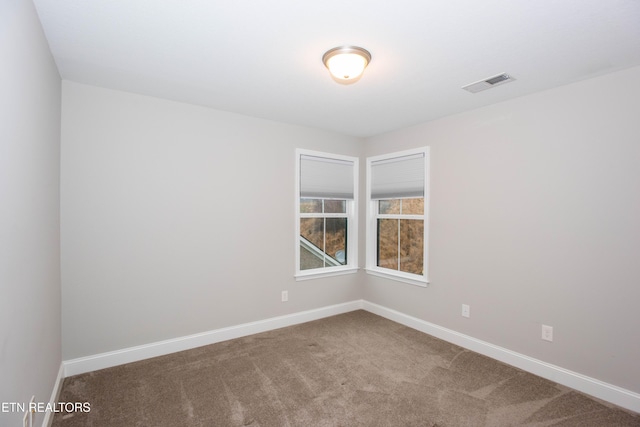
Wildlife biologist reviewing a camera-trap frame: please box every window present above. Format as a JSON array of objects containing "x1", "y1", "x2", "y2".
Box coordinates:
[
  {"x1": 295, "y1": 149, "x2": 358, "y2": 279},
  {"x1": 366, "y1": 147, "x2": 429, "y2": 286}
]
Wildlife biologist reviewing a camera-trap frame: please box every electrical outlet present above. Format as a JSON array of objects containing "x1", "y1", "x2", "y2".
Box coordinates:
[
  {"x1": 461, "y1": 304, "x2": 470, "y2": 318},
  {"x1": 281, "y1": 290, "x2": 288, "y2": 302},
  {"x1": 542, "y1": 324, "x2": 553, "y2": 342}
]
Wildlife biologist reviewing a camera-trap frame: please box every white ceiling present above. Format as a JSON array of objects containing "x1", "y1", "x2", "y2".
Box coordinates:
[{"x1": 33, "y1": 0, "x2": 640, "y2": 137}]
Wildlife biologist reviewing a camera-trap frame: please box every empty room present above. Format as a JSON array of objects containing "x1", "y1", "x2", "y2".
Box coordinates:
[{"x1": 2, "y1": 0, "x2": 640, "y2": 426}]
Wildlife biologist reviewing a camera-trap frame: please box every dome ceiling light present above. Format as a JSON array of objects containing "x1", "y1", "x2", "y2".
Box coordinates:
[{"x1": 322, "y1": 46, "x2": 371, "y2": 85}]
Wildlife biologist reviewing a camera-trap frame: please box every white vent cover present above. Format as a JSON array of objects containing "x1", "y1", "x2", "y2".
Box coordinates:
[{"x1": 462, "y1": 73, "x2": 515, "y2": 93}]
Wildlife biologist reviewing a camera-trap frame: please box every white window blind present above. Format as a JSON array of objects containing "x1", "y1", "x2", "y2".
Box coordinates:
[
  {"x1": 370, "y1": 153, "x2": 425, "y2": 199},
  {"x1": 300, "y1": 155, "x2": 355, "y2": 199}
]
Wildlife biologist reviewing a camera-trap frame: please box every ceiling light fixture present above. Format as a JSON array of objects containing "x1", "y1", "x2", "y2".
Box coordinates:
[{"x1": 322, "y1": 46, "x2": 371, "y2": 85}]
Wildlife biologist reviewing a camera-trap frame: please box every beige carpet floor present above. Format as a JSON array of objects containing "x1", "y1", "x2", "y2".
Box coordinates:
[{"x1": 53, "y1": 310, "x2": 639, "y2": 426}]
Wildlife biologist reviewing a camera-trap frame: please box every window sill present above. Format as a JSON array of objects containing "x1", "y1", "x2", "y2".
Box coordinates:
[
  {"x1": 295, "y1": 267, "x2": 359, "y2": 281},
  {"x1": 365, "y1": 268, "x2": 429, "y2": 288}
]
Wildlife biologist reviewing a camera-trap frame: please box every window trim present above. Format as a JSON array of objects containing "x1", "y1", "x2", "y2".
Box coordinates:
[
  {"x1": 295, "y1": 149, "x2": 359, "y2": 280},
  {"x1": 365, "y1": 147, "x2": 430, "y2": 287}
]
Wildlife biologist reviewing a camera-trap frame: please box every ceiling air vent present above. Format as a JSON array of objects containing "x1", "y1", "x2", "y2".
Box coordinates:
[{"x1": 462, "y1": 73, "x2": 515, "y2": 93}]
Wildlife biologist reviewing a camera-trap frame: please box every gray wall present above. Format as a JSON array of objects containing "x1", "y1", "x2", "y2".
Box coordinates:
[
  {"x1": 364, "y1": 66, "x2": 640, "y2": 394},
  {"x1": 0, "y1": 0, "x2": 62, "y2": 425},
  {"x1": 60, "y1": 82, "x2": 364, "y2": 360}
]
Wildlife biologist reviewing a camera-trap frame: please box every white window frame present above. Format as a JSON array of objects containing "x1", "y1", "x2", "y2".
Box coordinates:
[
  {"x1": 295, "y1": 149, "x2": 359, "y2": 280},
  {"x1": 366, "y1": 147, "x2": 430, "y2": 287}
]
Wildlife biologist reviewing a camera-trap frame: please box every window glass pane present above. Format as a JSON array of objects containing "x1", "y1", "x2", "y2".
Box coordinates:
[
  {"x1": 325, "y1": 218, "x2": 347, "y2": 265},
  {"x1": 300, "y1": 218, "x2": 323, "y2": 250},
  {"x1": 401, "y1": 198, "x2": 424, "y2": 215},
  {"x1": 400, "y1": 219, "x2": 424, "y2": 275},
  {"x1": 300, "y1": 242, "x2": 324, "y2": 270},
  {"x1": 377, "y1": 219, "x2": 398, "y2": 270},
  {"x1": 379, "y1": 199, "x2": 401, "y2": 215},
  {"x1": 324, "y1": 200, "x2": 346, "y2": 214},
  {"x1": 300, "y1": 218, "x2": 347, "y2": 269},
  {"x1": 300, "y1": 218, "x2": 324, "y2": 270},
  {"x1": 300, "y1": 198, "x2": 322, "y2": 213}
]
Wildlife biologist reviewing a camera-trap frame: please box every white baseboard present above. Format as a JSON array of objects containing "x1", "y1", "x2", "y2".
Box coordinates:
[
  {"x1": 61, "y1": 299, "x2": 639, "y2": 413},
  {"x1": 63, "y1": 300, "x2": 363, "y2": 377},
  {"x1": 361, "y1": 300, "x2": 640, "y2": 414},
  {"x1": 42, "y1": 363, "x2": 64, "y2": 427}
]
